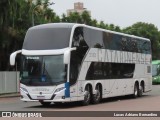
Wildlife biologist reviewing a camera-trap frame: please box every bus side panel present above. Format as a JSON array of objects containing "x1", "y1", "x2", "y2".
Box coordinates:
[
  {"x1": 70, "y1": 84, "x2": 78, "y2": 101},
  {"x1": 134, "y1": 64, "x2": 145, "y2": 78},
  {"x1": 117, "y1": 79, "x2": 125, "y2": 96},
  {"x1": 144, "y1": 65, "x2": 152, "y2": 92},
  {"x1": 103, "y1": 80, "x2": 110, "y2": 98},
  {"x1": 108, "y1": 79, "x2": 118, "y2": 97},
  {"x1": 125, "y1": 79, "x2": 135, "y2": 95}
]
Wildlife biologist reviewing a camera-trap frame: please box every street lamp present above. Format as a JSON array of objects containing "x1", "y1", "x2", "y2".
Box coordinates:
[{"x1": 32, "y1": 2, "x2": 55, "y2": 26}]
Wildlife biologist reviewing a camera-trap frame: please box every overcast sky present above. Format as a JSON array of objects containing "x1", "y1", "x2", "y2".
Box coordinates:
[{"x1": 50, "y1": 0, "x2": 160, "y2": 30}]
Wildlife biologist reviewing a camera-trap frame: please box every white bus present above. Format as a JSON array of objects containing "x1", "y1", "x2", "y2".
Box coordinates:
[{"x1": 10, "y1": 23, "x2": 152, "y2": 106}]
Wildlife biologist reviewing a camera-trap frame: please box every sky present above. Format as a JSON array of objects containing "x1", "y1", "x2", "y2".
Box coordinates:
[{"x1": 50, "y1": 0, "x2": 160, "y2": 30}]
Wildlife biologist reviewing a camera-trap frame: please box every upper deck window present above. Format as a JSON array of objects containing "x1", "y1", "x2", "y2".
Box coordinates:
[{"x1": 23, "y1": 27, "x2": 72, "y2": 50}]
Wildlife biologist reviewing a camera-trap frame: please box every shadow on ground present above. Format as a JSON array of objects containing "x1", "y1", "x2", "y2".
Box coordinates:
[{"x1": 25, "y1": 94, "x2": 150, "y2": 110}]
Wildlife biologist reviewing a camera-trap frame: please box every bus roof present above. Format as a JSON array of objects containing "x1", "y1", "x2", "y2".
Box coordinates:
[
  {"x1": 152, "y1": 60, "x2": 160, "y2": 65},
  {"x1": 29, "y1": 23, "x2": 75, "y2": 30},
  {"x1": 30, "y1": 23, "x2": 150, "y2": 41}
]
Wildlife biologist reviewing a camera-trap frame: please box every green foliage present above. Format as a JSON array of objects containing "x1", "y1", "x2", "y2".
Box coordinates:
[
  {"x1": 0, "y1": 1, "x2": 160, "y2": 70},
  {"x1": 123, "y1": 22, "x2": 160, "y2": 59},
  {"x1": 0, "y1": 0, "x2": 59, "y2": 70},
  {"x1": 61, "y1": 11, "x2": 92, "y2": 24}
]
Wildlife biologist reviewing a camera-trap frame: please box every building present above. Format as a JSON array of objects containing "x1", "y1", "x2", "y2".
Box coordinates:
[{"x1": 67, "y1": 2, "x2": 91, "y2": 16}]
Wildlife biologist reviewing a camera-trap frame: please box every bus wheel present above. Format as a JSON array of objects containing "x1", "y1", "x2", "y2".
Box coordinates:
[
  {"x1": 138, "y1": 84, "x2": 144, "y2": 97},
  {"x1": 92, "y1": 85, "x2": 101, "y2": 104},
  {"x1": 40, "y1": 101, "x2": 51, "y2": 106},
  {"x1": 54, "y1": 102, "x2": 62, "y2": 105},
  {"x1": 82, "y1": 85, "x2": 91, "y2": 106},
  {"x1": 132, "y1": 83, "x2": 138, "y2": 98},
  {"x1": 133, "y1": 83, "x2": 138, "y2": 98}
]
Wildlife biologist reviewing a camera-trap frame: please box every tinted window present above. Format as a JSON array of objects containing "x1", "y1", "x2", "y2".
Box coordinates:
[
  {"x1": 20, "y1": 55, "x2": 67, "y2": 86},
  {"x1": 83, "y1": 28, "x2": 103, "y2": 48},
  {"x1": 23, "y1": 27, "x2": 72, "y2": 50},
  {"x1": 152, "y1": 64, "x2": 159, "y2": 76},
  {"x1": 83, "y1": 27, "x2": 151, "y2": 54},
  {"x1": 103, "y1": 32, "x2": 151, "y2": 54},
  {"x1": 70, "y1": 51, "x2": 80, "y2": 85},
  {"x1": 86, "y1": 62, "x2": 135, "y2": 80},
  {"x1": 70, "y1": 27, "x2": 89, "y2": 86}
]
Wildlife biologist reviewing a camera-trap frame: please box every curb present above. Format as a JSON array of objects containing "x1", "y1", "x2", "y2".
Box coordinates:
[{"x1": 0, "y1": 93, "x2": 20, "y2": 98}]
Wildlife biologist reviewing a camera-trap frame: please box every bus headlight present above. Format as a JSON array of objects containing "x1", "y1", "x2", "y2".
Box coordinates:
[
  {"x1": 54, "y1": 87, "x2": 65, "y2": 94},
  {"x1": 20, "y1": 87, "x2": 29, "y2": 94}
]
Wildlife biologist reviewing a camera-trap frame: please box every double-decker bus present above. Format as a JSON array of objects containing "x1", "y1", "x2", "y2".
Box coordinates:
[{"x1": 10, "y1": 23, "x2": 152, "y2": 106}]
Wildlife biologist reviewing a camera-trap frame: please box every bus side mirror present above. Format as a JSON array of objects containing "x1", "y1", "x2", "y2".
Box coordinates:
[
  {"x1": 64, "y1": 47, "x2": 76, "y2": 64},
  {"x1": 64, "y1": 50, "x2": 70, "y2": 64},
  {"x1": 10, "y1": 50, "x2": 22, "y2": 66}
]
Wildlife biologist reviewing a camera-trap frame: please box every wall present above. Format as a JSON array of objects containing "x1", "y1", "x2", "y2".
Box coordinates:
[{"x1": 0, "y1": 72, "x2": 19, "y2": 94}]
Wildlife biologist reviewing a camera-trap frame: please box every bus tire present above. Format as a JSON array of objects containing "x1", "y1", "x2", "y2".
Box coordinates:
[
  {"x1": 138, "y1": 84, "x2": 144, "y2": 97},
  {"x1": 54, "y1": 102, "x2": 62, "y2": 105},
  {"x1": 82, "y1": 85, "x2": 91, "y2": 106},
  {"x1": 92, "y1": 85, "x2": 101, "y2": 104},
  {"x1": 132, "y1": 83, "x2": 138, "y2": 98},
  {"x1": 40, "y1": 102, "x2": 51, "y2": 106}
]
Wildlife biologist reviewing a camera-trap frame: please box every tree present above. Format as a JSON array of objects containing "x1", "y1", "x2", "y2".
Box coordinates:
[
  {"x1": 123, "y1": 22, "x2": 160, "y2": 59},
  {"x1": 1, "y1": 1, "x2": 160, "y2": 70},
  {"x1": 67, "y1": 12, "x2": 82, "y2": 23},
  {"x1": 61, "y1": 14, "x2": 69, "y2": 22},
  {"x1": 91, "y1": 19, "x2": 97, "y2": 27},
  {"x1": 98, "y1": 21, "x2": 106, "y2": 29},
  {"x1": 81, "y1": 11, "x2": 92, "y2": 25},
  {"x1": 0, "y1": 0, "x2": 58, "y2": 70}
]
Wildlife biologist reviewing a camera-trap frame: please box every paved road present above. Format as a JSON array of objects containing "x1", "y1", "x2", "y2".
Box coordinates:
[{"x1": 0, "y1": 85, "x2": 160, "y2": 112}]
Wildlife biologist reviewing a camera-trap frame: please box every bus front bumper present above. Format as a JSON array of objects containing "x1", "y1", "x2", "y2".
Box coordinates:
[{"x1": 20, "y1": 92, "x2": 71, "y2": 102}]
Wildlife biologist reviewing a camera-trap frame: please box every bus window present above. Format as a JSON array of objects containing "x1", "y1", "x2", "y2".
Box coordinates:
[{"x1": 70, "y1": 27, "x2": 89, "y2": 86}]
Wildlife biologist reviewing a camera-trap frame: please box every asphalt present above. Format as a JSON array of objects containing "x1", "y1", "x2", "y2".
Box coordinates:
[{"x1": 0, "y1": 92, "x2": 20, "y2": 98}]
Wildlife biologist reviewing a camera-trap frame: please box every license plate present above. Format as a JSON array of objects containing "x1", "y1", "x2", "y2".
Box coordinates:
[{"x1": 37, "y1": 96, "x2": 45, "y2": 99}]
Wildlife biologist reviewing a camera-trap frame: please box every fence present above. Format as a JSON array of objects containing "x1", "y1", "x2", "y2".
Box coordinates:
[{"x1": 0, "y1": 72, "x2": 19, "y2": 94}]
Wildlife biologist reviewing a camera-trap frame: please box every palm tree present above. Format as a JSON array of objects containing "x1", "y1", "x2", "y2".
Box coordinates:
[
  {"x1": 69, "y1": 12, "x2": 82, "y2": 23},
  {"x1": 43, "y1": 8, "x2": 55, "y2": 23},
  {"x1": 61, "y1": 14, "x2": 69, "y2": 22},
  {"x1": 91, "y1": 19, "x2": 97, "y2": 27},
  {"x1": 98, "y1": 21, "x2": 106, "y2": 29},
  {"x1": 81, "y1": 11, "x2": 91, "y2": 25}
]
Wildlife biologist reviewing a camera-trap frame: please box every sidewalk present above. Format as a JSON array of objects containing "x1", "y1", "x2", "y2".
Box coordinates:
[{"x1": 0, "y1": 93, "x2": 20, "y2": 98}]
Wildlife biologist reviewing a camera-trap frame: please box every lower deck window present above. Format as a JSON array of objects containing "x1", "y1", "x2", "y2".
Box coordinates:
[{"x1": 86, "y1": 62, "x2": 135, "y2": 80}]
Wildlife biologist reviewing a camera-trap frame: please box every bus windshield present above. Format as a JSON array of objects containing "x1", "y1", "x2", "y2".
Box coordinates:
[
  {"x1": 152, "y1": 64, "x2": 159, "y2": 77},
  {"x1": 20, "y1": 55, "x2": 67, "y2": 86}
]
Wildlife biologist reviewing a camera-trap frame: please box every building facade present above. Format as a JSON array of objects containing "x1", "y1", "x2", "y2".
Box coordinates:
[{"x1": 67, "y1": 2, "x2": 91, "y2": 16}]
